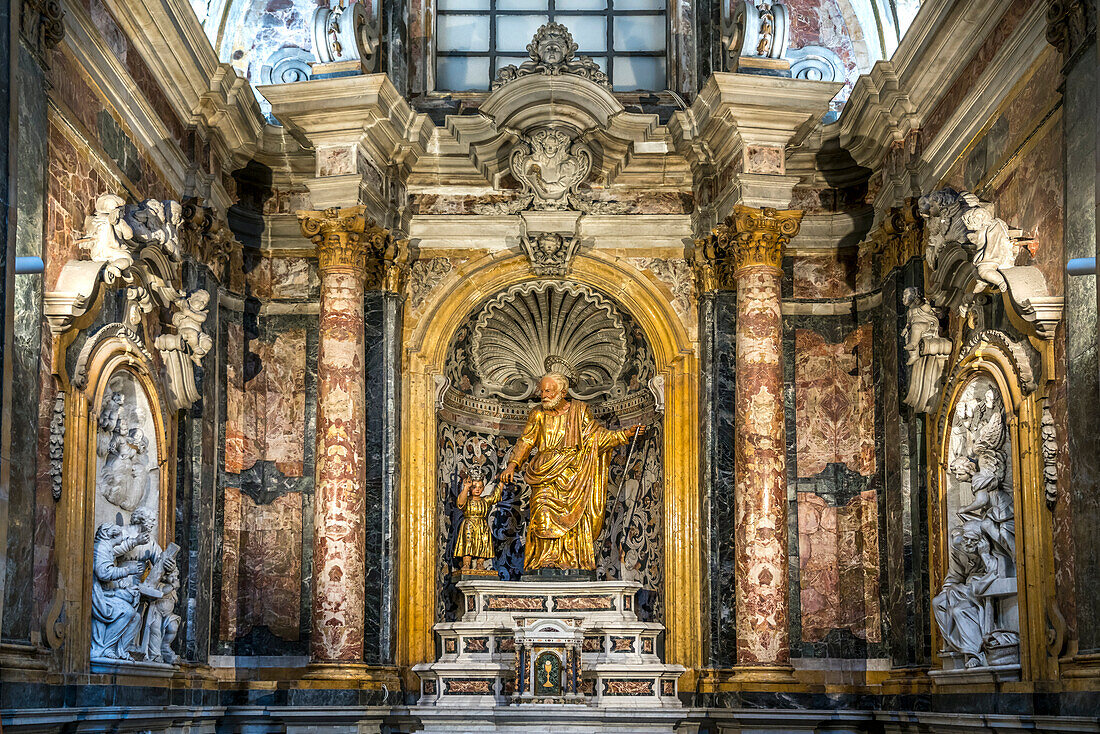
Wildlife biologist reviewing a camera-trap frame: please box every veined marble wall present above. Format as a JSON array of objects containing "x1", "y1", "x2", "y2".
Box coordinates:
[{"x1": 215, "y1": 256, "x2": 318, "y2": 658}]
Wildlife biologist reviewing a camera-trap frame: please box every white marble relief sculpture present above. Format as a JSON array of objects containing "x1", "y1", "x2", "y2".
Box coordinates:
[
  {"x1": 491, "y1": 22, "x2": 609, "y2": 89},
  {"x1": 510, "y1": 129, "x2": 593, "y2": 210},
  {"x1": 96, "y1": 374, "x2": 157, "y2": 517},
  {"x1": 90, "y1": 509, "x2": 181, "y2": 665},
  {"x1": 901, "y1": 287, "x2": 951, "y2": 413},
  {"x1": 518, "y1": 218, "x2": 582, "y2": 276},
  {"x1": 933, "y1": 377, "x2": 1019, "y2": 678}
]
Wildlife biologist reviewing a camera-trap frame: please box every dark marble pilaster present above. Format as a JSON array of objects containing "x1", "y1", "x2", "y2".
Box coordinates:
[
  {"x1": 362, "y1": 289, "x2": 401, "y2": 664},
  {"x1": 703, "y1": 290, "x2": 738, "y2": 667},
  {"x1": 1050, "y1": 0, "x2": 1100, "y2": 651},
  {"x1": 2, "y1": 43, "x2": 48, "y2": 643}
]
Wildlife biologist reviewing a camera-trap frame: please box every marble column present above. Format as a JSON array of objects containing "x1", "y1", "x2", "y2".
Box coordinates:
[
  {"x1": 715, "y1": 205, "x2": 802, "y2": 680},
  {"x1": 298, "y1": 206, "x2": 392, "y2": 665}
]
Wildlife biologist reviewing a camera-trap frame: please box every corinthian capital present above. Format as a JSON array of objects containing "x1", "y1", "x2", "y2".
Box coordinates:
[
  {"x1": 298, "y1": 206, "x2": 395, "y2": 283},
  {"x1": 720, "y1": 205, "x2": 803, "y2": 274}
]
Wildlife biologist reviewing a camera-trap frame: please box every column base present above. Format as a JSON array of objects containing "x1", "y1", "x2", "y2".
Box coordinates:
[{"x1": 729, "y1": 664, "x2": 797, "y2": 684}]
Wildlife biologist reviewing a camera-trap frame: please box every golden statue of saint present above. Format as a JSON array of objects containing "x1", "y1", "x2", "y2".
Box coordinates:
[{"x1": 500, "y1": 371, "x2": 644, "y2": 571}]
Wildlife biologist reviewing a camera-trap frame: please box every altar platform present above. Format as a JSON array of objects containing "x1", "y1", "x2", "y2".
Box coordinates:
[{"x1": 413, "y1": 579, "x2": 684, "y2": 710}]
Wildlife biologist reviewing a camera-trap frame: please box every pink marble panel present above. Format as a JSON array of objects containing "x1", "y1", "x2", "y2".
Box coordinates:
[
  {"x1": 264, "y1": 329, "x2": 307, "y2": 477},
  {"x1": 798, "y1": 490, "x2": 881, "y2": 643},
  {"x1": 791, "y1": 253, "x2": 858, "y2": 298},
  {"x1": 794, "y1": 325, "x2": 876, "y2": 477}
]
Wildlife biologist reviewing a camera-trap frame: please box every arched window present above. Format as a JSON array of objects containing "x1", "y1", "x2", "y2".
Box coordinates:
[{"x1": 435, "y1": 0, "x2": 667, "y2": 92}]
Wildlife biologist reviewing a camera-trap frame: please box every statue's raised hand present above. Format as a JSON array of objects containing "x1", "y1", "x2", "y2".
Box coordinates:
[{"x1": 627, "y1": 424, "x2": 646, "y2": 438}]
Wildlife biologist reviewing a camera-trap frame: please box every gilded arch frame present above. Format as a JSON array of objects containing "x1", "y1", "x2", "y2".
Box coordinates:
[
  {"x1": 396, "y1": 251, "x2": 704, "y2": 686},
  {"x1": 930, "y1": 334, "x2": 1058, "y2": 682}
]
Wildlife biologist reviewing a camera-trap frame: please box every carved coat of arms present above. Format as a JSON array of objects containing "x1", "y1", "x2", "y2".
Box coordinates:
[{"x1": 510, "y1": 129, "x2": 592, "y2": 210}]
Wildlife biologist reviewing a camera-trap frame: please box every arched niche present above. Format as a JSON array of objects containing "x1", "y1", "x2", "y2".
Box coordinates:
[
  {"x1": 930, "y1": 331, "x2": 1058, "y2": 683},
  {"x1": 397, "y1": 251, "x2": 702, "y2": 688},
  {"x1": 435, "y1": 279, "x2": 666, "y2": 623},
  {"x1": 52, "y1": 325, "x2": 175, "y2": 673}
]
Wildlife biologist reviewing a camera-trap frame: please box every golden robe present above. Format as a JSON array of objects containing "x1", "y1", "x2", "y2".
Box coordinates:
[
  {"x1": 454, "y1": 483, "x2": 503, "y2": 560},
  {"x1": 512, "y1": 400, "x2": 629, "y2": 571}
]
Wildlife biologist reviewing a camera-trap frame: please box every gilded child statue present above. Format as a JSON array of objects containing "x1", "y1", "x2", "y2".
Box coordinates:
[
  {"x1": 499, "y1": 361, "x2": 644, "y2": 572},
  {"x1": 454, "y1": 467, "x2": 502, "y2": 572}
]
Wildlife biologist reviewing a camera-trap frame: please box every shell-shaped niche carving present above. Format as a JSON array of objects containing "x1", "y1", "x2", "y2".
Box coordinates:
[{"x1": 470, "y1": 281, "x2": 627, "y2": 401}]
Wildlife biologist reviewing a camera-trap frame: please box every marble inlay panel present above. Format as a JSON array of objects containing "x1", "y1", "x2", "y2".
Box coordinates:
[
  {"x1": 794, "y1": 325, "x2": 875, "y2": 478},
  {"x1": 797, "y1": 490, "x2": 882, "y2": 644}
]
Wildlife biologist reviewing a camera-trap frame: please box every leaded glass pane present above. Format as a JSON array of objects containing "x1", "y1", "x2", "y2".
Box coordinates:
[
  {"x1": 437, "y1": 56, "x2": 492, "y2": 90},
  {"x1": 613, "y1": 0, "x2": 664, "y2": 9},
  {"x1": 556, "y1": 0, "x2": 607, "y2": 9},
  {"x1": 612, "y1": 13, "x2": 665, "y2": 51},
  {"x1": 438, "y1": 0, "x2": 491, "y2": 9},
  {"x1": 497, "y1": 15, "x2": 550, "y2": 51},
  {"x1": 559, "y1": 16, "x2": 607, "y2": 52},
  {"x1": 496, "y1": 0, "x2": 548, "y2": 9},
  {"x1": 437, "y1": 15, "x2": 490, "y2": 52},
  {"x1": 612, "y1": 55, "x2": 665, "y2": 90}
]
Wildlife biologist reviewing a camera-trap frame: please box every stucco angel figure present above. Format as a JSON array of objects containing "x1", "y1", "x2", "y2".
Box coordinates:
[
  {"x1": 453, "y1": 466, "x2": 503, "y2": 572},
  {"x1": 962, "y1": 203, "x2": 1017, "y2": 293},
  {"x1": 126, "y1": 199, "x2": 184, "y2": 259},
  {"x1": 82, "y1": 193, "x2": 135, "y2": 279},
  {"x1": 170, "y1": 289, "x2": 213, "y2": 362},
  {"x1": 511, "y1": 129, "x2": 592, "y2": 209},
  {"x1": 498, "y1": 362, "x2": 645, "y2": 572}
]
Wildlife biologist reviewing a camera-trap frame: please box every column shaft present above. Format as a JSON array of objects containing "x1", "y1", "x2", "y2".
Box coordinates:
[
  {"x1": 707, "y1": 205, "x2": 802, "y2": 679},
  {"x1": 298, "y1": 206, "x2": 393, "y2": 664},
  {"x1": 314, "y1": 265, "x2": 367, "y2": 661},
  {"x1": 733, "y1": 263, "x2": 789, "y2": 667}
]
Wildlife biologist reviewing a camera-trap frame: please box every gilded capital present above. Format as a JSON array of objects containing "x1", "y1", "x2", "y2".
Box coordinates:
[
  {"x1": 696, "y1": 206, "x2": 803, "y2": 286},
  {"x1": 864, "y1": 198, "x2": 923, "y2": 280},
  {"x1": 298, "y1": 206, "x2": 397, "y2": 285},
  {"x1": 724, "y1": 205, "x2": 803, "y2": 274}
]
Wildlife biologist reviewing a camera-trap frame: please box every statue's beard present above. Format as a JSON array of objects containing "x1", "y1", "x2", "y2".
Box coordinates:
[{"x1": 541, "y1": 394, "x2": 566, "y2": 411}]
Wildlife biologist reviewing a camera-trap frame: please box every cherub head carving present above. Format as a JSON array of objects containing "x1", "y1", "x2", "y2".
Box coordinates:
[{"x1": 528, "y1": 22, "x2": 577, "y2": 68}]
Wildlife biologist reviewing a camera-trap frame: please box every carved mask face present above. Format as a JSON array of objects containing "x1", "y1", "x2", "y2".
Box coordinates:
[{"x1": 538, "y1": 37, "x2": 566, "y2": 65}]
